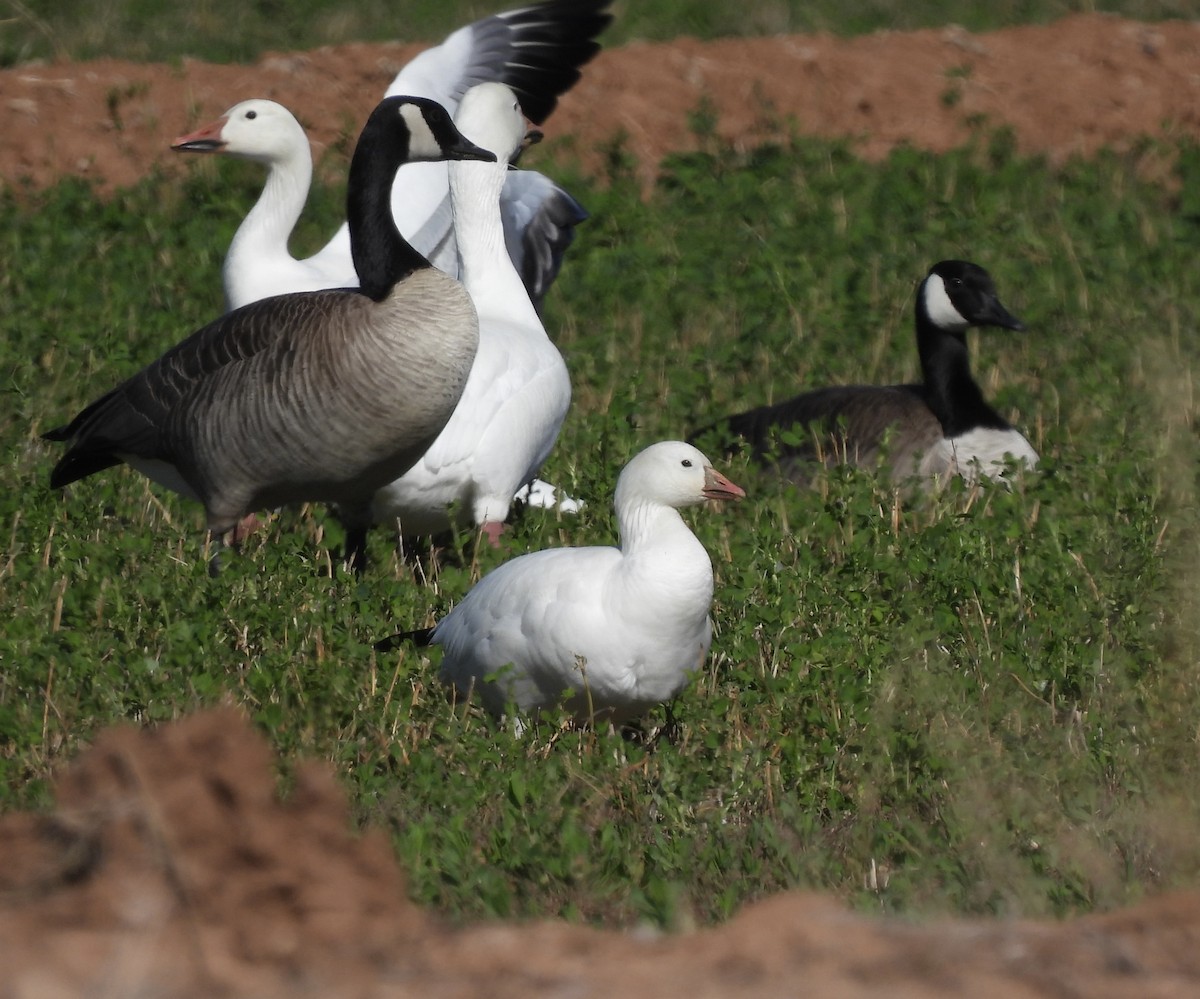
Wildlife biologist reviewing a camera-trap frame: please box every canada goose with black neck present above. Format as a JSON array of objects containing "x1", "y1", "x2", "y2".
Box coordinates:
[
  {"x1": 702, "y1": 260, "x2": 1037, "y2": 486},
  {"x1": 44, "y1": 96, "x2": 495, "y2": 570}
]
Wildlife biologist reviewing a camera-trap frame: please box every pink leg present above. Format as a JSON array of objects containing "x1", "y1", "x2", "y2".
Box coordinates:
[
  {"x1": 480, "y1": 521, "x2": 506, "y2": 548},
  {"x1": 229, "y1": 512, "x2": 261, "y2": 545},
  {"x1": 206, "y1": 512, "x2": 262, "y2": 576}
]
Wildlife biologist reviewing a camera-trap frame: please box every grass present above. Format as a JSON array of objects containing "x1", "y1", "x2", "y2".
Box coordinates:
[
  {"x1": 3, "y1": 0, "x2": 1198, "y2": 66},
  {"x1": 3, "y1": 113, "x2": 1200, "y2": 929}
]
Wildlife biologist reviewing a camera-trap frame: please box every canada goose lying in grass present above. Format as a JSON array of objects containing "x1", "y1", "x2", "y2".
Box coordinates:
[
  {"x1": 701, "y1": 260, "x2": 1038, "y2": 487},
  {"x1": 171, "y1": 0, "x2": 610, "y2": 312},
  {"x1": 44, "y1": 96, "x2": 495, "y2": 572},
  {"x1": 376, "y1": 441, "x2": 745, "y2": 726},
  {"x1": 369, "y1": 83, "x2": 573, "y2": 547}
]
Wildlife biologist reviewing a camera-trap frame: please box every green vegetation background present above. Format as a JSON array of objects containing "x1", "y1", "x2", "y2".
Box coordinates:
[
  {"x1": 3, "y1": 0, "x2": 1199, "y2": 65},
  {"x1": 3, "y1": 0, "x2": 1200, "y2": 929}
]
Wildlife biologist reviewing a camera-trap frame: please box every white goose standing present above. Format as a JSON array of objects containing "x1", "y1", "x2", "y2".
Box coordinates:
[
  {"x1": 370, "y1": 83, "x2": 573, "y2": 546},
  {"x1": 171, "y1": 0, "x2": 610, "y2": 312},
  {"x1": 44, "y1": 97, "x2": 495, "y2": 571},
  {"x1": 377, "y1": 442, "x2": 746, "y2": 724}
]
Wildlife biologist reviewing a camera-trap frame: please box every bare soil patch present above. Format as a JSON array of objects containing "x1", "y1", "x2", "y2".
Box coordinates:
[
  {"x1": 5, "y1": 15, "x2": 1200, "y2": 997},
  {"x1": 3, "y1": 14, "x2": 1200, "y2": 194},
  {"x1": 4, "y1": 708, "x2": 1200, "y2": 998}
]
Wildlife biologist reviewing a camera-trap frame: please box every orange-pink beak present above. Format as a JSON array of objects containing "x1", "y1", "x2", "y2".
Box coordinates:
[
  {"x1": 702, "y1": 465, "x2": 746, "y2": 502},
  {"x1": 171, "y1": 116, "x2": 229, "y2": 153}
]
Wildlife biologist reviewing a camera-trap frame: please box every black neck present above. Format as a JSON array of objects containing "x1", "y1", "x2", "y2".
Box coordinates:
[
  {"x1": 346, "y1": 122, "x2": 429, "y2": 302},
  {"x1": 915, "y1": 299, "x2": 1010, "y2": 436}
]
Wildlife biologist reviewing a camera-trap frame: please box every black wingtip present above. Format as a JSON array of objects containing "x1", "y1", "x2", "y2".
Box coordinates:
[
  {"x1": 46, "y1": 449, "x2": 121, "y2": 490},
  {"x1": 493, "y1": 0, "x2": 614, "y2": 125},
  {"x1": 374, "y1": 627, "x2": 435, "y2": 653},
  {"x1": 519, "y1": 185, "x2": 590, "y2": 310}
]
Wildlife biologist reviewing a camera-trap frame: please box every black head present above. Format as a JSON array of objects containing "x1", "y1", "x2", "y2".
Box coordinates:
[
  {"x1": 920, "y1": 260, "x2": 1026, "y2": 333},
  {"x1": 346, "y1": 97, "x2": 493, "y2": 300},
  {"x1": 363, "y1": 95, "x2": 497, "y2": 165}
]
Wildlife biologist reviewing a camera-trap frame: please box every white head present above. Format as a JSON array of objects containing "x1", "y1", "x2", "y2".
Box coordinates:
[
  {"x1": 615, "y1": 441, "x2": 747, "y2": 512},
  {"x1": 452, "y1": 82, "x2": 530, "y2": 166},
  {"x1": 171, "y1": 99, "x2": 309, "y2": 167}
]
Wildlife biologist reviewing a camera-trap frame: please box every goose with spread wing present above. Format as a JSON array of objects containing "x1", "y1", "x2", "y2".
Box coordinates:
[{"x1": 171, "y1": 0, "x2": 610, "y2": 312}]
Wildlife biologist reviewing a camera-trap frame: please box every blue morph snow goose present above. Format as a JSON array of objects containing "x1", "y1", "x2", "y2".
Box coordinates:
[
  {"x1": 377, "y1": 441, "x2": 746, "y2": 725},
  {"x1": 702, "y1": 260, "x2": 1037, "y2": 487},
  {"x1": 171, "y1": 0, "x2": 610, "y2": 312},
  {"x1": 44, "y1": 97, "x2": 495, "y2": 570}
]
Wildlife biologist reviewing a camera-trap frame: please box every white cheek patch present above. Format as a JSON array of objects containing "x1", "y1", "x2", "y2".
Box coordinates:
[
  {"x1": 399, "y1": 104, "x2": 442, "y2": 160},
  {"x1": 923, "y1": 273, "x2": 969, "y2": 331}
]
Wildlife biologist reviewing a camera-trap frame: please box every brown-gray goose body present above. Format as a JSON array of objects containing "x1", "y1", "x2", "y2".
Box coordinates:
[{"x1": 44, "y1": 97, "x2": 494, "y2": 564}]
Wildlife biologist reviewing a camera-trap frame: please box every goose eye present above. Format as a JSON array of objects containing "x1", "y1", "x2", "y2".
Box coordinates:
[
  {"x1": 681, "y1": 459, "x2": 693, "y2": 468},
  {"x1": 245, "y1": 110, "x2": 257, "y2": 120}
]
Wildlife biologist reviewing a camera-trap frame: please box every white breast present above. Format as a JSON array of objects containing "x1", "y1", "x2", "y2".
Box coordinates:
[{"x1": 944, "y1": 427, "x2": 1039, "y2": 483}]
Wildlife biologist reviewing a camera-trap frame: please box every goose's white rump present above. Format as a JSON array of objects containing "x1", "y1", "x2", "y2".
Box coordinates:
[{"x1": 416, "y1": 441, "x2": 746, "y2": 722}]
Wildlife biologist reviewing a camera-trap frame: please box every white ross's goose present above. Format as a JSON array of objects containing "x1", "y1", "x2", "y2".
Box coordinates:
[
  {"x1": 377, "y1": 441, "x2": 746, "y2": 724},
  {"x1": 369, "y1": 83, "x2": 573, "y2": 546},
  {"x1": 44, "y1": 97, "x2": 494, "y2": 572},
  {"x1": 699, "y1": 260, "x2": 1038, "y2": 487},
  {"x1": 171, "y1": 0, "x2": 609, "y2": 312}
]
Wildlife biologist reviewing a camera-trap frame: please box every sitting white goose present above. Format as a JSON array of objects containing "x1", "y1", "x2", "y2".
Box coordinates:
[
  {"x1": 376, "y1": 441, "x2": 746, "y2": 724},
  {"x1": 44, "y1": 97, "x2": 494, "y2": 572},
  {"x1": 369, "y1": 83, "x2": 573, "y2": 546},
  {"x1": 171, "y1": 0, "x2": 609, "y2": 312}
]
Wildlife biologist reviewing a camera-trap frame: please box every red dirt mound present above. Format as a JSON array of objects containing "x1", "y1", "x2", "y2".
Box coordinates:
[
  {"x1": 2, "y1": 709, "x2": 1200, "y2": 998},
  {"x1": 6, "y1": 15, "x2": 1200, "y2": 996},
  {"x1": 2, "y1": 14, "x2": 1200, "y2": 195}
]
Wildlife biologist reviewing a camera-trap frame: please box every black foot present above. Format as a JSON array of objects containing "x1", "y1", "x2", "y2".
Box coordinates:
[{"x1": 343, "y1": 524, "x2": 369, "y2": 576}]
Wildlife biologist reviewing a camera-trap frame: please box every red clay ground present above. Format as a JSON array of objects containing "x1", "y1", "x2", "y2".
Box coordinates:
[
  {"x1": 4, "y1": 708, "x2": 1200, "y2": 998},
  {"x1": 5, "y1": 15, "x2": 1200, "y2": 997},
  {"x1": 3, "y1": 14, "x2": 1200, "y2": 195}
]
